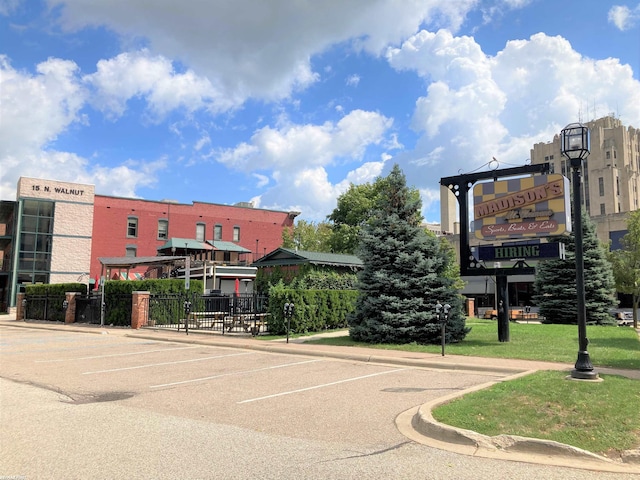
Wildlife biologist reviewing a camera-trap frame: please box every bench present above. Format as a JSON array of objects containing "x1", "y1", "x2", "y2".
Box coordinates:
[
  {"x1": 614, "y1": 311, "x2": 634, "y2": 326},
  {"x1": 179, "y1": 311, "x2": 226, "y2": 330},
  {"x1": 224, "y1": 313, "x2": 270, "y2": 336},
  {"x1": 483, "y1": 309, "x2": 539, "y2": 321}
]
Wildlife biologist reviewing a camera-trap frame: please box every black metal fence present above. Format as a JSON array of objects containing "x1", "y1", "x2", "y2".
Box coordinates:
[
  {"x1": 75, "y1": 293, "x2": 102, "y2": 324},
  {"x1": 149, "y1": 293, "x2": 269, "y2": 335},
  {"x1": 22, "y1": 291, "x2": 267, "y2": 333},
  {"x1": 24, "y1": 293, "x2": 67, "y2": 322}
]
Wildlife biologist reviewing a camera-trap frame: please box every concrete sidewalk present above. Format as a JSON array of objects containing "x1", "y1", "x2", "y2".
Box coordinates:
[{"x1": 2, "y1": 314, "x2": 639, "y2": 472}]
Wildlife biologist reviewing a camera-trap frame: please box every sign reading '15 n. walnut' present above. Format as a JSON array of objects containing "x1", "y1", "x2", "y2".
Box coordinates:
[{"x1": 473, "y1": 174, "x2": 571, "y2": 240}]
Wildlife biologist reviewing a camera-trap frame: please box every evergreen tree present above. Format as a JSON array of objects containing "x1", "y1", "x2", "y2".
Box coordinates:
[
  {"x1": 349, "y1": 165, "x2": 469, "y2": 344},
  {"x1": 533, "y1": 208, "x2": 616, "y2": 325}
]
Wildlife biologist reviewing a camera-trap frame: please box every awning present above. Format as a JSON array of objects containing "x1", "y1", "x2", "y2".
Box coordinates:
[{"x1": 117, "y1": 272, "x2": 145, "y2": 280}]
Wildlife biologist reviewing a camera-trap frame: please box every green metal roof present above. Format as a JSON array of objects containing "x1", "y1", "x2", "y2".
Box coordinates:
[
  {"x1": 206, "y1": 240, "x2": 251, "y2": 253},
  {"x1": 157, "y1": 238, "x2": 213, "y2": 252},
  {"x1": 252, "y1": 248, "x2": 363, "y2": 268}
]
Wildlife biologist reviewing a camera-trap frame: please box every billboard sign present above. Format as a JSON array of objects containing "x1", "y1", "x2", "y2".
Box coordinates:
[{"x1": 473, "y1": 174, "x2": 571, "y2": 240}]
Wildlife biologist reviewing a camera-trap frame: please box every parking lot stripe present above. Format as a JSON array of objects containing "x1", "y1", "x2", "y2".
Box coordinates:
[
  {"x1": 238, "y1": 368, "x2": 407, "y2": 404},
  {"x1": 82, "y1": 351, "x2": 255, "y2": 374},
  {"x1": 150, "y1": 359, "x2": 322, "y2": 389},
  {"x1": 36, "y1": 345, "x2": 198, "y2": 363}
]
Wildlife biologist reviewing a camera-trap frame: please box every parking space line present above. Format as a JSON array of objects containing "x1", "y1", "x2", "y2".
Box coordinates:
[
  {"x1": 238, "y1": 368, "x2": 407, "y2": 404},
  {"x1": 83, "y1": 351, "x2": 255, "y2": 374},
  {"x1": 150, "y1": 359, "x2": 322, "y2": 389},
  {"x1": 3, "y1": 341, "x2": 158, "y2": 356},
  {"x1": 36, "y1": 345, "x2": 197, "y2": 363}
]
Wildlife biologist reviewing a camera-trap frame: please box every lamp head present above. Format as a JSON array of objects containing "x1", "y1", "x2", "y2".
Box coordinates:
[{"x1": 560, "y1": 123, "x2": 590, "y2": 161}]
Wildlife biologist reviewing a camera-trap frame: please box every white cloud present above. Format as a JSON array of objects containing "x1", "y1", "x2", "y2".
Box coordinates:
[
  {"x1": 215, "y1": 109, "x2": 393, "y2": 221},
  {"x1": 0, "y1": 55, "x2": 166, "y2": 199},
  {"x1": 47, "y1": 0, "x2": 480, "y2": 103},
  {"x1": 216, "y1": 109, "x2": 392, "y2": 172},
  {"x1": 346, "y1": 74, "x2": 361, "y2": 87},
  {"x1": 85, "y1": 50, "x2": 233, "y2": 120},
  {"x1": 608, "y1": 4, "x2": 640, "y2": 30},
  {"x1": 384, "y1": 29, "x2": 640, "y2": 201},
  {"x1": 0, "y1": 0, "x2": 20, "y2": 15},
  {"x1": 0, "y1": 55, "x2": 86, "y2": 154}
]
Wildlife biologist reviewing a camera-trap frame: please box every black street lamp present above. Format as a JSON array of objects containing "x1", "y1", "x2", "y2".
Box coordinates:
[
  {"x1": 435, "y1": 302, "x2": 450, "y2": 356},
  {"x1": 284, "y1": 302, "x2": 295, "y2": 344},
  {"x1": 560, "y1": 123, "x2": 598, "y2": 380}
]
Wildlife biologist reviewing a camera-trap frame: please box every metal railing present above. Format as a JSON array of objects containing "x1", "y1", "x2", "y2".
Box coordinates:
[
  {"x1": 24, "y1": 294, "x2": 67, "y2": 322},
  {"x1": 148, "y1": 293, "x2": 269, "y2": 335}
]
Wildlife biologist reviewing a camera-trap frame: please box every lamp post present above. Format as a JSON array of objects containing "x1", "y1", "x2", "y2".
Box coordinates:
[
  {"x1": 435, "y1": 302, "x2": 450, "y2": 356},
  {"x1": 284, "y1": 302, "x2": 294, "y2": 344},
  {"x1": 560, "y1": 123, "x2": 598, "y2": 380}
]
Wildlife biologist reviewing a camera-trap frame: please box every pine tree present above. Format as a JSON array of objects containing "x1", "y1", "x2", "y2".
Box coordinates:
[
  {"x1": 533, "y1": 208, "x2": 616, "y2": 325},
  {"x1": 348, "y1": 165, "x2": 469, "y2": 344}
]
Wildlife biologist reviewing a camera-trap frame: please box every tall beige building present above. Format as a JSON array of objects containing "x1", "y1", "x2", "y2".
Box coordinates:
[{"x1": 530, "y1": 115, "x2": 640, "y2": 247}]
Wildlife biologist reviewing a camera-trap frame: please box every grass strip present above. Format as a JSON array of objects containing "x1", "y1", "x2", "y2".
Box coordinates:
[
  {"x1": 302, "y1": 320, "x2": 640, "y2": 370},
  {"x1": 431, "y1": 370, "x2": 640, "y2": 456}
]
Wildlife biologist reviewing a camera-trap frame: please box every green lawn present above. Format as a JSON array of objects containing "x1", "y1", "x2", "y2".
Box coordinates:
[
  {"x1": 432, "y1": 370, "x2": 640, "y2": 456},
  {"x1": 303, "y1": 319, "x2": 640, "y2": 370}
]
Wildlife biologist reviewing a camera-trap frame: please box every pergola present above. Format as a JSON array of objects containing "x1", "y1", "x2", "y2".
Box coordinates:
[{"x1": 98, "y1": 256, "x2": 185, "y2": 282}]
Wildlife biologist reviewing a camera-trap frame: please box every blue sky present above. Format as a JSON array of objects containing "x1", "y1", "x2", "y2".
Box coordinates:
[{"x1": 1, "y1": 0, "x2": 639, "y2": 223}]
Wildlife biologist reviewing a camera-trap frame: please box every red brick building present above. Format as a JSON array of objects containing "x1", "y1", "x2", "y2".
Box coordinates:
[
  {"x1": 0, "y1": 177, "x2": 299, "y2": 310},
  {"x1": 91, "y1": 196, "x2": 299, "y2": 281}
]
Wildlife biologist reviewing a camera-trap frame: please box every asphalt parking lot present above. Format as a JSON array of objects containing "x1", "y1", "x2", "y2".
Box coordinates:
[{"x1": 1, "y1": 324, "x2": 637, "y2": 479}]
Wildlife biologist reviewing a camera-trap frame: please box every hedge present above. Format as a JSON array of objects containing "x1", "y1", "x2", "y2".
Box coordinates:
[{"x1": 267, "y1": 288, "x2": 358, "y2": 334}]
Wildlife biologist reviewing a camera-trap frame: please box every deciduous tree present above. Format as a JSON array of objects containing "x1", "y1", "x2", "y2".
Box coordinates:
[{"x1": 608, "y1": 210, "x2": 640, "y2": 328}]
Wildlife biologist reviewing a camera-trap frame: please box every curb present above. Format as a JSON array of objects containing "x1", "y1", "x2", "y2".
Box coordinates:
[{"x1": 397, "y1": 371, "x2": 640, "y2": 474}]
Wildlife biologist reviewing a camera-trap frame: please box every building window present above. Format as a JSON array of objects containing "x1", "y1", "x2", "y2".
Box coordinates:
[
  {"x1": 549, "y1": 154, "x2": 554, "y2": 160},
  {"x1": 158, "y1": 219, "x2": 168, "y2": 240},
  {"x1": 196, "y1": 223, "x2": 205, "y2": 242},
  {"x1": 214, "y1": 224, "x2": 222, "y2": 240},
  {"x1": 598, "y1": 177, "x2": 604, "y2": 196},
  {"x1": 233, "y1": 226, "x2": 240, "y2": 242},
  {"x1": 600, "y1": 204, "x2": 605, "y2": 215},
  {"x1": 18, "y1": 199, "x2": 54, "y2": 283},
  {"x1": 616, "y1": 176, "x2": 620, "y2": 196},
  {"x1": 127, "y1": 216, "x2": 138, "y2": 238},
  {"x1": 125, "y1": 246, "x2": 137, "y2": 257},
  {"x1": 606, "y1": 151, "x2": 611, "y2": 159}
]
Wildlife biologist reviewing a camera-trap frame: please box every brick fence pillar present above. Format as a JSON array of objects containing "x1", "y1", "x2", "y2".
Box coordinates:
[
  {"x1": 465, "y1": 297, "x2": 475, "y2": 318},
  {"x1": 64, "y1": 292, "x2": 78, "y2": 324},
  {"x1": 131, "y1": 291, "x2": 150, "y2": 329},
  {"x1": 16, "y1": 292, "x2": 26, "y2": 321}
]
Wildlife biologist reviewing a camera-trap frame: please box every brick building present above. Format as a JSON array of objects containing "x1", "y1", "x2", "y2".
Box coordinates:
[{"x1": 0, "y1": 177, "x2": 299, "y2": 311}]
